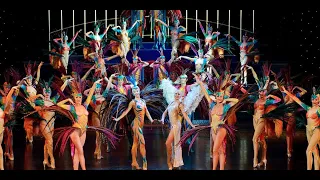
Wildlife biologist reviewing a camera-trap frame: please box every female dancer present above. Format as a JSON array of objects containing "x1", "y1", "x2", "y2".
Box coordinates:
[
  {"x1": 53, "y1": 30, "x2": 82, "y2": 74},
  {"x1": 150, "y1": 10, "x2": 167, "y2": 50},
  {"x1": 112, "y1": 80, "x2": 159, "y2": 170},
  {"x1": 246, "y1": 64, "x2": 281, "y2": 168},
  {"x1": 21, "y1": 61, "x2": 43, "y2": 143},
  {"x1": 150, "y1": 48, "x2": 173, "y2": 87},
  {"x1": 161, "y1": 90, "x2": 196, "y2": 170},
  {"x1": 128, "y1": 50, "x2": 149, "y2": 86},
  {"x1": 226, "y1": 34, "x2": 257, "y2": 86},
  {"x1": 83, "y1": 80, "x2": 110, "y2": 159},
  {"x1": 38, "y1": 77, "x2": 70, "y2": 169},
  {"x1": 108, "y1": 18, "x2": 142, "y2": 58},
  {"x1": 281, "y1": 86, "x2": 320, "y2": 170},
  {"x1": 181, "y1": 73, "x2": 239, "y2": 170},
  {"x1": 85, "y1": 23, "x2": 113, "y2": 53},
  {"x1": 54, "y1": 77, "x2": 118, "y2": 170}
]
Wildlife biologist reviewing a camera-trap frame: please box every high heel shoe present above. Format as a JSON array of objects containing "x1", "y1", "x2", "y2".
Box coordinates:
[
  {"x1": 142, "y1": 161, "x2": 147, "y2": 170},
  {"x1": 258, "y1": 159, "x2": 267, "y2": 168},
  {"x1": 50, "y1": 159, "x2": 56, "y2": 169},
  {"x1": 43, "y1": 161, "x2": 51, "y2": 170},
  {"x1": 168, "y1": 162, "x2": 173, "y2": 170},
  {"x1": 253, "y1": 158, "x2": 258, "y2": 168},
  {"x1": 5, "y1": 153, "x2": 14, "y2": 161},
  {"x1": 131, "y1": 163, "x2": 141, "y2": 170}
]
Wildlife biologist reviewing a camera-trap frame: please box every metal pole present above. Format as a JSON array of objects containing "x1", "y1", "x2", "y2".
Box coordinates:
[
  {"x1": 150, "y1": 13, "x2": 152, "y2": 38},
  {"x1": 104, "y1": 10, "x2": 108, "y2": 27},
  {"x1": 73, "y1": 10, "x2": 75, "y2": 48},
  {"x1": 253, "y1": 10, "x2": 255, "y2": 34},
  {"x1": 196, "y1": 10, "x2": 198, "y2": 38},
  {"x1": 217, "y1": 10, "x2": 219, "y2": 40},
  {"x1": 240, "y1": 10, "x2": 242, "y2": 42},
  {"x1": 228, "y1": 10, "x2": 231, "y2": 49},
  {"x1": 167, "y1": 17, "x2": 169, "y2": 36},
  {"x1": 84, "y1": 10, "x2": 86, "y2": 40},
  {"x1": 206, "y1": 10, "x2": 208, "y2": 32},
  {"x1": 60, "y1": 10, "x2": 63, "y2": 36},
  {"x1": 115, "y1": 10, "x2": 117, "y2": 27},
  {"x1": 186, "y1": 10, "x2": 188, "y2": 34},
  {"x1": 48, "y1": 10, "x2": 51, "y2": 51},
  {"x1": 94, "y1": 10, "x2": 97, "y2": 23}
]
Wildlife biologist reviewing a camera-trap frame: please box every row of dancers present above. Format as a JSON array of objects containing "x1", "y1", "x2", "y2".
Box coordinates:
[{"x1": 0, "y1": 10, "x2": 319, "y2": 171}]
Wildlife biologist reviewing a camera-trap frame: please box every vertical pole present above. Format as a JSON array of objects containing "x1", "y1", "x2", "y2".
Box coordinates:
[
  {"x1": 94, "y1": 10, "x2": 97, "y2": 23},
  {"x1": 240, "y1": 10, "x2": 242, "y2": 42},
  {"x1": 167, "y1": 17, "x2": 169, "y2": 36},
  {"x1": 217, "y1": 10, "x2": 219, "y2": 40},
  {"x1": 84, "y1": 10, "x2": 86, "y2": 40},
  {"x1": 60, "y1": 10, "x2": 63, "y2": 36},
  {"x1": 73, "y1": 10, "x2": 75, "y2": 48},
  {"x1": 195, "y1": 10, "x2": 198, "y2": 38},
  {"x1": 150, "y1": 12, "x2": 153, "y2": 38},
  {"x1": 115, "y1": 10, "x2": 117, "y2": 27},
  {"x1": 186, "y1": 10, "x2": 188, "y2": 34},
  {"x1": 253, "y1": 10, "x2": 255, "y2": 34},
  {"x1": 206, "y1": 10, "x2": 208, "y2": 32},
  {"x1": 228, "y1": 10, "x2": 231, "y2": 49},
  {"x1": 48, "y1": 10, "x2": 51, "y2": 51},
  {"x1": 105, "y1": 10, "x2": 108, "y2": 27}
]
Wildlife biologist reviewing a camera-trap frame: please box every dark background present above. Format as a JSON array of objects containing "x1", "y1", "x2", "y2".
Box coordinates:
[{"x1": 0, "y1": 9, "x2": 318, "y2": 87}]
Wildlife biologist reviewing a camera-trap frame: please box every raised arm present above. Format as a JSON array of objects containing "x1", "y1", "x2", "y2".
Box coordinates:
[
  {"x1": 246, "y1": 39, "x2": 258, "y2": 46},
  {"x1": 68, "y1": 29, "x2": 82, "y2": 46},
  {"x1": 112, "y1": 26, "x2": 122, "y2": 33},
  {"x1": 227, "y1": 34, "x2": 241, "y2": 46},
  {"x1": 293, "y1": 86, "x2": 307, "y2": 97},
  {"x1": 53, "y1": 38, "x2": 63, "y2": 48},
  {"x1": 113, "y1": 100, "x2": 134, "y2": 121},
  {"x1": 246, "y1": 65, "x2": 259, "y2": 85},
  {"x1": 84, "y1": 79, "x2": 102, "y2": 108},
  {"x1": 207, "y1": 64, "x2": 220, "y2": 78},
  {"x1": 155, "y1": 19, "x2": 169, "y2": 28},
  {"x1": 101, "y1": 24, "x2": 114, "y2": 37},
  {"x1": 105, "y1": 73, "x2": 117, "y2": 90},
  {"x1": 281, "y1": 86, "x2": 309, "y2": 110},
  {"x1": 35, "y1": 62, "x2": 44, "y2": 85},
  {"x1": 223, "y1": 98, "x2": 239, "y2": 107},
  {"x1": 179, "y1": 103, "x2": 195, "y2": 128},
  {"x1": 51, "y1": 78, "x2": 71, "y2": 103},
  {"x1": 265, "y1": 94, "x2": 281, "y2": 106},
  {"x1": 129, "y1": 20, "x2": 142, "y2": 32},
  {"x1": 211, "y1": 32, "x2": 220, "y2": 39},
  {"x1": 81, "y1": 65, "x2": 95, "y2": 82},
  {"x1": 85, "y1": 31, "x2": 94, "y2": 39},
  {"x1": 57, "y1": 98, "x2": 74, "y2": 111},
  {"x1": 194, "y1": 74, "x2": 212, "y2": 104},
  {"x1": 140, "y1": 60, "x2": 149, "y2": 68},
  {"x1": 145, "y1": 106, "x2": 155, "y2": 124},
  {"x1": 197, "y1": 20, "x2": 206, "y2": 36},
  {"x1": 178, "y1": 56, "x2": 196, "y2": 62},
  {"x1": 160, "y1": 107, "x2": 168, "y2": 124},
  {"x1": 104, "y1": 54, "x2": 119, "y2": 62}
]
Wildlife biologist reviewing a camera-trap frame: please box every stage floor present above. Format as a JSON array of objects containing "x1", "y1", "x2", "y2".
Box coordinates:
[{"x1": 2, "y1": 127, "x2": 309, "y2": 170}]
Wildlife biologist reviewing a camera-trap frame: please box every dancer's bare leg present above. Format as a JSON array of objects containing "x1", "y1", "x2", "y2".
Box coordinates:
[
  {"x1": 165, "y1": 129, "x2": 174, "y2": 170},
  {"x1": 70, "y1": 130, "x2": 86, "y2": 170},
  {"x1": 306, "y1": 128, "x2": 320, "y2": 170},
  {"x1": 0, "y1": 119, "x2": 4, "y2": 170},
  {"x1": 212, "y1": 128, "x2": 227, "y2": 170},
  {"x1": 24, "y1": 118, "x2": 34, "y2": 143},
  {"x1": 92, "y1": 113, "x2": 102, "y2": 159},
  {"x1": 286, "y1": 117, "x2": 295, "y2": 157},
  {"x1": 252, "y1": 120, "x2": 265, "y2": 167}
]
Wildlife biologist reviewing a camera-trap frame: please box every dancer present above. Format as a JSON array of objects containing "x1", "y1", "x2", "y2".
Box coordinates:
[
  {"x1": 85, "y1": 23, "x2": 114, "y2": 53},
  {"x1": 281, "y1": 86, "x2": 320, "y2": 170},
  {"x1": 160, "y1": 90, "x2": 196, "y2": 170},
  {"x1": 112, "y1": 83, "x2": 157, "y2": 170},
  {"x1": 52, "y1": 77, "x2": 119, "y2": 170},
  {"x1": 155, "y1": 14, "x2": 197, "y2": 62},
  {"x1": 83, "y1": 79, "x2": 110, "y2": 159},
  {"x1": 108, "y1": 18, "x2": 142, "y2": 58},
  {"x1": 150, "y1": 48, "x2": 173, "y2": 87},
  {"x1": 180, "y1": 73, "x2": 240, "y2": 170},
  {"x1": 52, "y1": 30, "x2": 82, "y2": 74},
  {"x1": 38, "y1": 76, "x2": 70, "y2": 169},
  {"x1": 21, "y1": 61, "x2": 44, "y2": 143},
  {"x1": 0, "y1": 108, "x2": 3, "y2": 170},
  {"x1": 226, "y1": 34, "x2": 257, "y2": 86},
  {"x1": 150, "y1": 10, "x2": 167, "y2": 50},
  {"x1": 128, "y1": 49, "x2": 149, "y2": 86},
  {"x1": 88, "y1": 50, "x2": 119, "y2": 78},
  {"x1": 246, "y1": 64, "x2": 281, "y2": 168}
]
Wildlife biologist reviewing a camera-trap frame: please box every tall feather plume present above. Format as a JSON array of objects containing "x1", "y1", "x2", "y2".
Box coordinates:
[
  {"x1": 24, "y1": 61, "x2": 37, "y2": 76},
  {"x1": 71, "y1": 60, "x2": 84, "y2": 76}
]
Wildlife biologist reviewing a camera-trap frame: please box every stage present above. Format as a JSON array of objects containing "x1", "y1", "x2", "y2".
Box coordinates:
[{"x1": 3, "y1": 122, "x2": 308, "y2": 170}]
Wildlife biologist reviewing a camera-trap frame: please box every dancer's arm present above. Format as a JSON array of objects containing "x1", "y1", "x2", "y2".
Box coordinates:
[
  {"x1": 207, "y1": 64, "x2": 220, "y2": 78},
  {"x1": 177, "y1": 56, "x2": 195, "y2": 62},
  {"x1": 81, "y1": 65, "x2": 95, "y2": 82},
  {"x1": 68, "y1": 29, "x2": 82, "y2": 46},
  {"x1": 53, "y1": 38, "x2": 63, "y2": 48},
  {"x1": 112, "y1": 26, "x2": 122, "y2": 33},
  {"x1": 84, "y1": 79, "x2": 102, "y2": 109},
  {"x1": 51, "y1": 78, "x2": 71, "y2": 103},
  {"x1": 155, "y1": 19, "x2": 169, "y2": 28},
  {"x1": 101, "y1": 24, "x2": 114, "y2": 38},
  {"x1": 197, "y1": 20, "x2": 206, "y2": 36},
  {"x1": 57, "y1": 98, "x2": 74, "y2": 111},
  {"x1": 128, "y1": 20, "x2": 142, "y2": 32},
  {"x1": 35, "y1": 61, "x2": 44, "y2": 85},
  {"x1": 145, "y1": 106, "x2": 155, "y2": 124},
  {"x1": 113, "y1": 101, "x2": 134, "y2": 121},
  {"x1": 281, "y1": 86, "x2": 310, "y2": 111},
  {"x1": 194, "y1": 74, "x2": 212, "y2": 104},
  {"x1": 179, "y1": 103, "x2": 195, "y2": 128},
  {"x1": 246, "y1": 65, "x2": 259, "y2": 85},
  {"x1": 85, "y1": 31, "x2": 94, "y2": 39},
  {"x1": 226, "y1": 34, "x2": 241, "y2": 46},
  {"x1": 293, "y1": 86, "x2": 307, "y2": 97},
  {"x1": 265, "y1": 94, "x2": 281, "y2": 106},
  {"x1": 223, "y1": 98, "x2": 239, "y2": 107},
  {"x1": 104, "y1": 54, "x2": 119, "y2": 62},
  {"x1": 160, "y1": 107, "x2": 168, "y2": 124},
  {"x1": 106, "y1": 73, "x2": 117, "y2": 90}
]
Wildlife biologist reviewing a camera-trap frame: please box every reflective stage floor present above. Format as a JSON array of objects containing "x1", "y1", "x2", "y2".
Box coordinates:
[{"x1": 2, "y1": 124, "x2": 309, "y2": 170}]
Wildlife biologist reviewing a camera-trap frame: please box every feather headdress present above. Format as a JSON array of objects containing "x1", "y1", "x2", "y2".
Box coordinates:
[
  {"x1": 173, "y1": 68, "x2": 189, "y2": 84},
  {"x1": 312, "y1": 86, "x2": 320, "y2": 100},
  {"x1": 257, "y1": 61, "x2": 272, "y2": 91},
  {"x1": 131, "y1": 48, "x2": 141, "y2": 61},
  {"x1": 24, "y1": 61, "x2": 37, "y2": 77}
]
